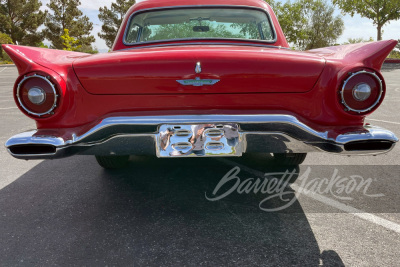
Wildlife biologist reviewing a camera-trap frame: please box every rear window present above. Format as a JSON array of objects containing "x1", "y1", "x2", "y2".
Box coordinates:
[{"x1": 124, "y1": 7, "x2": 275, "y2": 44}]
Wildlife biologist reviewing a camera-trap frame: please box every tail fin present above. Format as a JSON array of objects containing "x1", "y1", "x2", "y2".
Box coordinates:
[
  {"x1": 2, "y1": 44, "x2": 89, "y2": 75},
  {"x1": 306, "y1": 40, "x2": 398, "y2": 70}
]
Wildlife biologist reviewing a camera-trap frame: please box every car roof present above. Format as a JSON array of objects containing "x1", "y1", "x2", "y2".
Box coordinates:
[{"x1": 129, "y1": 0, "x2": 272, "y2": 13}]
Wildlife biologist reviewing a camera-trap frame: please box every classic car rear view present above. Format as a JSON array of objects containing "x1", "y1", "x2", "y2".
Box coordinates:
[{"x1": 2, "y1": 0, "x2": 398, "y2": 169}]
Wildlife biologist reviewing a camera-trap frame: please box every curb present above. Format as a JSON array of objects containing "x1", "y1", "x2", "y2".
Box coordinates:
[
  {"x1": 0, "y1": 64, "x2": 16, "y2": 68},
  {"x1": 384, "y1": 59, "x2": 400, "y2": 64}
]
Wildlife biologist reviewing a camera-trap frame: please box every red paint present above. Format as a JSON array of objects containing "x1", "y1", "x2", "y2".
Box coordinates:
[
  {"x1": 73, "y1": 46, "x2": 325, "y2": 95},
  {"x1": 1, "y1": 0, "x2": 398, "y2": 133}
]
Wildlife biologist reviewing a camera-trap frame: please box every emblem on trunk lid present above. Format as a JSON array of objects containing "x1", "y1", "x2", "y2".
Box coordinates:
[
  {"x1": 195, "y1": 62, "x2": 202, "y2": 73},
  {"x1": 176, "y1": 77, "x2": 220, "y2": 86},
  {"x1": 177, "y1": 62, "x2": 219, "y2": 86}
]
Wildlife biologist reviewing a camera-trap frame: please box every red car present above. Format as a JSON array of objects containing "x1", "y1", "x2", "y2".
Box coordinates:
[{"x1": 3, "y1": 0, "x2": 398, "y2": 168}]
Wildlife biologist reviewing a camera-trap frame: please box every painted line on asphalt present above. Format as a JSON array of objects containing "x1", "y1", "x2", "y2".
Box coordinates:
[
  {"x1": 290, "y1": 183, "x2": 400, "y2": 234},
  {"x1": 367, "y1": 118, "x2": 400, "y2": 125},
  {"x1": 218, "y1": 158, "x2": 400, "y2": 234},
  {"x1": 0, "y1": 107, "x2": 17, "y2": 110},
  {"x1": 0, "y1": 67, "x2": 7, "y2": 73}
]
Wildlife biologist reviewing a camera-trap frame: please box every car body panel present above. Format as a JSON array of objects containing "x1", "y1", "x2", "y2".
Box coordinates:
[{"x1": 73, "y1": 45, "x2": 325, "y2": 95}]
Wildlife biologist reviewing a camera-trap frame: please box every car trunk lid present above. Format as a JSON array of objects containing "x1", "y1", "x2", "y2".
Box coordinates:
[{"x1": 73, "y1": 45, "x2": 325, "y2": 95}]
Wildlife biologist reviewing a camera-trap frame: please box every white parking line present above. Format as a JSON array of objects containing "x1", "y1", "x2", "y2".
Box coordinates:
[
  {"x1": 367, "y1": 118, "x2": 400, "y2": 125},
  {"x1": 0, "y1": 67, "x2": 7, "y2": 73},
  {"x1": 0, "y1": 107, "x2": 17, "y2": 110},
  {"x1": 291, "y1": 183, "x2": 400, "y2": 234},
  {"x1": 219, "y1": 158, "x2": 400, "y2": 234}
]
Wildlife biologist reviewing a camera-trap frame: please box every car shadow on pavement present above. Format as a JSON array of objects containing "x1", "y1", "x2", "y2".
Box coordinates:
[{"x1": 0, "y1": 154, "x2": 344, "y2": 266}]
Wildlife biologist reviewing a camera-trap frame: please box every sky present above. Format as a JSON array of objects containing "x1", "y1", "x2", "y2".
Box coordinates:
[{"x1": 40, "y1": 0, "x2": 400, "y2": 52}]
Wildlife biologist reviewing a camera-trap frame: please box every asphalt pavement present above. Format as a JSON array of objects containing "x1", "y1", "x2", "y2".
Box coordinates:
[{"x1": 0, "y1": 65, "x2": 399, "y2": 266}]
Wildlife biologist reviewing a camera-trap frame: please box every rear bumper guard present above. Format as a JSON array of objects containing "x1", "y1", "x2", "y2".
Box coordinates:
[{"x1": 5, "y1": 115, "x2": 398, "y2": 160}]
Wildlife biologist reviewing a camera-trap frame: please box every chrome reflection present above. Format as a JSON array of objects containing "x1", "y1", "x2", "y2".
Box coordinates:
[
  {"x1": 206, "y1": 142, "x2": 225, "y2": 150},
  {"x1": 158, "y1": 124, "x2": 243, "y2": 157},
  {"x1": 195, "y1": 62, "x2": 202, "y2": 74},
  {"x1": 5, "y1": 115, "x2": 398, "y2": 160}
]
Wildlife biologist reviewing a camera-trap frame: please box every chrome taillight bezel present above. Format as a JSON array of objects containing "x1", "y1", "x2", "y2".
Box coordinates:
[
  {"x1": 16, "y1": 74, "x2": 59, "y2": 117},
  {"x1": 340, "y1": 70, "x2": 383, "y2": 114}
]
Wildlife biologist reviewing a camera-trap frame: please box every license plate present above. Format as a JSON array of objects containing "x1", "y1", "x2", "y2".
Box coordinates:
[{"x1": 156, "y1": 123, "x2": 244, "y2": 157}]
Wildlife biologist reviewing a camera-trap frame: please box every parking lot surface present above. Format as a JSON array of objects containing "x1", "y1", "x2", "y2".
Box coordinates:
[{"x1": 0, "y1": 66, "x2": 399, "y2": 266}]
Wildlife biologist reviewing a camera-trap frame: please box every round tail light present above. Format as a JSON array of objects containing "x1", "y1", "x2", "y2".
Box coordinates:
[
  {"x1": 340, "y1": 70, "x2": 383, "y2": 114},
  {"x1": 17, "y1": 74, "x2": 58, "y2": 117}
]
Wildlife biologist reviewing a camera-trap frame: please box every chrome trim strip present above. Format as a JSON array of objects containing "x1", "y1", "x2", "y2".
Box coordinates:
[
  {"x1": 335, "y1": 125, "x2": 398, "y2": 143},
  {"x1": 4, "y1": 115, "x2": 398, "y2": 159},
  {"x1": 117, "y1": 42, "x2": 289, "y2": 51},
  {"x1": 17, "y1": 74, "x2": 58, "y2": 117},
  {"x1": 122, "y1": 5, "x2": 278, "y2": 47},
  {"x1": 72, "y1": 115, "x2": 329, "y2": 144},
  {"x1": 6, "y1": 130, "x2": 66, "y2": 147},
  {"x1": 340, "y1": 70, "x2": 383, "y2": 113}
]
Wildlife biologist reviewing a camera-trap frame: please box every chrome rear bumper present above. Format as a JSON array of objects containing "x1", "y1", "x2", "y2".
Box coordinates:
[{"x1": 5, "y1": 115, "x2": 398, "y2": 160}]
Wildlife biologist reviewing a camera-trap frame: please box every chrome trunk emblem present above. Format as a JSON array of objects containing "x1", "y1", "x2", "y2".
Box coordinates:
[
  {"x1": 176, "y1": 77, "x2": 220, "y2": 86},
  {"x1": 195, "y1": 62, "x2": 202, "y2": 73},
  {"x1": 176, "y1": 62, "x2": 219, "y2": 86}
]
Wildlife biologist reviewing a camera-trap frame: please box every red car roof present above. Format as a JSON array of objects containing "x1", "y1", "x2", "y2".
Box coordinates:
[{"x1": 131, "y1": 0, "x2": 271, "y2": 10}]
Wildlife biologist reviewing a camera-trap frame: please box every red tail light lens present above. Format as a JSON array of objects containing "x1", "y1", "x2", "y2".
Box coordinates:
[
  {"x1": 340, "y1": 70, "x2": 383, "y2": 114},
  {"x1": 17, "y1": 74, "x2": 59, "y2": 117}
]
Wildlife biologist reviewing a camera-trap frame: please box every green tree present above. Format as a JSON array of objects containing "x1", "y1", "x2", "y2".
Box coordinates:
[
  {"x1": 60, "y1": 28, "x2": 81, "y2": 51},
  {"x1": 333, "y1": 0, "x2": 400, "y2": 41},
  {"x1": 77, "y1": 44, "x2": 99, "y2": 54},
  {"x1": 36, "y1": 42, "x2": 49, "y2": 48},
  {"x1": 0, "y1": 32, "x2": 12, "y2": 44},
  {"x1": 145, "y1": 22, "x2": 244, "y2": 42},
  {"x1": 304, "y1": 0, "x2": 344, "y2": 49},
  {"x1": 343, "y1": 37, "x2": 374, "y2": 44},
  {"x1": 0, "y1": 0, "x2": 46, "y2": 46},
  {"x1": 98, "y1": 0, "x2": 136, "y2": 49},
  {"x1": 269, "y1": 0, "x2": 309, "y2": 46},
  {"x1": 0, "y1": 32, "x2": 13, "y2": 59},
  {"x1": 269, "y1": 0, "x2": 344, "y2": 50},
  {"x1": 44, "y1": 0, "x2": 95, "y2": 49}
]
